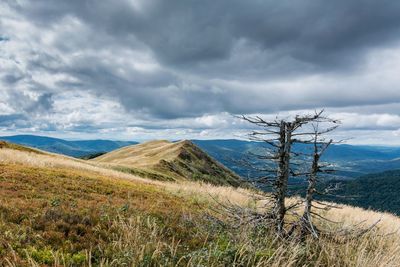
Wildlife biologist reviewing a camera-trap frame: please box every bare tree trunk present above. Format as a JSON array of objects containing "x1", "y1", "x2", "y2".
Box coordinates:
[
  {"x1": 274, "y1": 122, "x2": 292, "y2": 234},
  {"x1": 301, "y1": 138, "x2": 319, "y2": 238}
]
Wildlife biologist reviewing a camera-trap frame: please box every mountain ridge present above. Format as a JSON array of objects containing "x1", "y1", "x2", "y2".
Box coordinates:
[{"x1": 192, "y1": 139, "x2": 400, "y2": 178}]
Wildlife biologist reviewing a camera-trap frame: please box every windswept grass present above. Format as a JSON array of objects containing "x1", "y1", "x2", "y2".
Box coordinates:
[
  {"x1": 93, "y1": 140, "x2": 181, "y2": 167},
  {"x1": 0, "y1": 141, "x2": 45, "y2": 155},
  {"x1": 0, "y1": 163, "x2": 212, "y2": 265},
  {"x1": 1, "y1": 146, "x2": 400, "y2": 266},
  {"x1": 0, "y1": 148, "x2": 252, "y2": 206}
]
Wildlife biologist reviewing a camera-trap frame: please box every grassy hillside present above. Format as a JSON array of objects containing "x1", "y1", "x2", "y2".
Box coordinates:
[
  {"x1": 1, "y1": 144, "x2": 400, "y2": 266},
  {"x1": 93, "y1": 140, "x2": 243, "y2": 186},
  {"x1": 324, "y1": 170, "x2": 400, "y2": 215},
  {"x1": 0, "y1": 140, "x2": 46, "y2": 154}
]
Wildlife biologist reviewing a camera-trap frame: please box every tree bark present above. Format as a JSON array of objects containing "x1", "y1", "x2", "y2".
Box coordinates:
[
  {"x1": 301, "y1": 141, "x2": 319, "y2": 238},
  {"x1": 274, "y1": 122, "x2": 292, "y2": 234}
]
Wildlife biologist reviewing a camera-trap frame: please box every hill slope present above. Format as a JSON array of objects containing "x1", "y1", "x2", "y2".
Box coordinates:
[
  {"x1": 1, "y1": 143, "x2": 400, "y2": 266},
  {"x1": 325, "y1": 170, "x2": 400, "y2": 215},
  {"x1": 93, "y1": 140, "x2": 243, "y2": 186},
  {"x1": 0, "y1": 135, "x2": 137, "y2": 157},
  {"x1": 0, "y1": 140, "x2": 46, "y2": 154}
]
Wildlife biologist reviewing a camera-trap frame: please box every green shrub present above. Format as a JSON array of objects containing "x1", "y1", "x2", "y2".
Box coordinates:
[{"x1": 27, "y1": 247, "x2": 54, "y2": 264}]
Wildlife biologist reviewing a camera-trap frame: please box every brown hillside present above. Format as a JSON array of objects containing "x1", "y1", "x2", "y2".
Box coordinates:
[{"x1": 93, "y1": 140, "x2": 243, "y2": 186}]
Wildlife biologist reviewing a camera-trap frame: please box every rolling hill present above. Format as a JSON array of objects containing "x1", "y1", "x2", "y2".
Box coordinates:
[
  {"x1": 0, "y1": 135, "x2": 137, "y2": 157},
  {"x1": 324, "y1": 169, "x2": 400, "y2": 215},
  {"x1": 0, "y1": 140, "x2": 46, "y2": 154},
  {"x1": 1, "y1": 141, "x2": 400, "y2": 266},
  {"x1": 93, "y1": 140, "x2": 243, "y2": 186}
]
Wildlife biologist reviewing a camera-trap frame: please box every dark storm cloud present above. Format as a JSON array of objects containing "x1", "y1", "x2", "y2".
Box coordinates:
[
  {"x1": 2, "y1": 73, "x2": 23, "y2": 84},
  {"x1": 0, "y1": 36, "x2": 9, "y2": 42},
  {"x1": 5, "y1": 88, "x2": 54, "y2": 115},
  {"x1": 28, "y1": 93, "x2": 54, "y2": 113},
  {"x1": 9, "y1": 0, "x2": 400, "y2": 116},
  {"x1": 0, "y1": 114, "x2": 29, "y2": 127},
  {"x1": 18, "y1": 0, "x2": 400, "y2": 70},
  {"x1": 133, "y1": 0, "x2": 400, "y2": 71}
]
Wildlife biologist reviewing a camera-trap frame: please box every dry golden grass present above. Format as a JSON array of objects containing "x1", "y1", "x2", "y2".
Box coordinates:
[
  {"x1": 1, "y1": 145, "x2": 400, "y2": 266},
  {"x1": 0, "y1": 141, "x2": 46, "y2": 155},
  {"x1": 0, "y1": 148, "x2": 252, "y2": 207},
  {"x1": 0, "y1": 147, "x2": 151, "y2": 183},
  {"x1": 324, "y1": 203, "x2": 400, "y2": 234},
  {"x1": 91, "y1": 140, "x2": 243, "y2": 186},
  {"x1": 93, "y1": 140, "x2": 183, "y2": 167}
]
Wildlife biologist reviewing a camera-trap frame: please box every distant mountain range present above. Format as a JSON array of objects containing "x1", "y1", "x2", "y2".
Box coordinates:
[
  {"x1": 0, "y1": 135, "x2": 137, "y2": 157},
  {"x1": 2, "y1": 135, "x2": 400, "y2": 180},
  {"x1": 192, "y1": 139, "x2": 400, "y2": 179}
]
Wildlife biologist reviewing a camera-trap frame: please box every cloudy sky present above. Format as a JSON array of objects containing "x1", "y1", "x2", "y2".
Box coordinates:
[{"x1": 1, "y1": 0, "x2": 400, "y2": 144}]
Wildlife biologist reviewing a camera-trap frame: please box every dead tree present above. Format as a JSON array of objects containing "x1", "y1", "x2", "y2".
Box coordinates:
[
  {"x1": 240, "y1": 110, "x2": 330, "y2": 235},
  {"x1": 297, "y1": 121, "x2": 339, "y2": 239},
  {"x1": 222, "y1": 110, "x2": 381, "y2": 241}
]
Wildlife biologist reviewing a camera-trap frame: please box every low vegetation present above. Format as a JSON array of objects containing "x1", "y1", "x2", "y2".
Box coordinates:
[
  {"x1": 93, "y1": 140, "x2": 243, "y2": 186},
  {"x1": 0, "y1": 145, "x2": 400, "y2": 266}
]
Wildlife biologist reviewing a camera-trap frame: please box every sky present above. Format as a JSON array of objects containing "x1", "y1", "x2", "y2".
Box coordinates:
[{"x1": 1, "y1": 0, "x2": 400, "y2": 144}]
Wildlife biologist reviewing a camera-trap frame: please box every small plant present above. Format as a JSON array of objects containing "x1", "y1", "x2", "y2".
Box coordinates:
[
  {"x1": 51, "y1": 198, "x2": 61, "y2": 207},
  {"x1": 120, "y1": 203, "x2": 129, "y2": 212},
  {"x1": 26, "y1": 247, "x2": 54, "y2": 265}
]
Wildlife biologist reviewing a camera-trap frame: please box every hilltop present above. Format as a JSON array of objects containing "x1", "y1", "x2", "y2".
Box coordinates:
[
  {"x1": 1, "y1": 142, "x2": 400, "y2": 266},
  {"x1": 93, "y1": 140, "x2": 243, "y2": 186}
]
